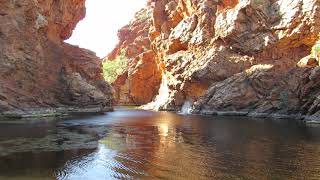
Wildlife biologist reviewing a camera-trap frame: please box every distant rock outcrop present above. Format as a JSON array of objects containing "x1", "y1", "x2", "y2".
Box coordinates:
[{"x1": 105, "y1": 8, "x2": 161, "y2": 105}]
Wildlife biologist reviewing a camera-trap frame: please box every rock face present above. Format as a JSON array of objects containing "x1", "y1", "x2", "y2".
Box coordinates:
[
  {"x1": 0, "y1": 0, "x2": 113, "y2": 117},
  {"x1": 106, "y1": 8, "x2": 161, "y2": 105},
  {"x1": 111, "y1": 0, "x2": 320, "y2": 120}
]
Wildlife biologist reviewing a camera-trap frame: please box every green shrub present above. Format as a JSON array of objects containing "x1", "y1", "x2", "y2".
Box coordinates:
[
  {"x1": 103, "y1": 51, "x2": 128, "y2": 83},
  {"x1": 312, "y1": 41, "x2": 320, "y2": 60},
  {"x1": 134, "y1": 8, "x2": 149, "y2": 23}
]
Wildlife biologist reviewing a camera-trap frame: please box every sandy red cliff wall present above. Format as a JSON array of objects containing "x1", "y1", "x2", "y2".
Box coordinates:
[{"x1": 0, "y1": 0, "x2": 113, "y2": 116}]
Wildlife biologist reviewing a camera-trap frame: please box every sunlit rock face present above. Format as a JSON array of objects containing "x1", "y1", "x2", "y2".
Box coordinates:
[
  {"x1": 0, "y1": 0, "x2": 113, "y2": 116},
  {"x1": 148, "y1": 0, "x2": 320, "y2": 119},
  {"x1": 110, "y1": 0, "x2": 320, "y2": 119},
  {"x1": 106, "y1": 8, "x2": 162, "y2": 105}
]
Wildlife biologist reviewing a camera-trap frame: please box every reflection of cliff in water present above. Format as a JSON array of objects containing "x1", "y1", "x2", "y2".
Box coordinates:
[
  {"x1": 0, "y1": 117, "x2": 102, "y2": 178},
  {"x1": 0, "y1": 117, "x2": 105, "y2": 157},
  {"x1": 0, "y1": 149, "x2": 96, "y2": 178}
]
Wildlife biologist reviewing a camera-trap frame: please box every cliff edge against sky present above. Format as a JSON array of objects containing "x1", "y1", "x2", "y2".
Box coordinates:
[{"x1": 0, "y1": 0, "x2": 113, "y2": 117}]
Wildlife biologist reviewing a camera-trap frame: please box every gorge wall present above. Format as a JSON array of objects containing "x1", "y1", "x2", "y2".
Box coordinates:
[
  {"x1": 0, "y1": 0, "x2": 113, "y2": 117},
  {"x1": 105, "y1": 8, "x2": 162, "y2": 105},
  {"x1": 108, "y1": 0, "x2": 320, "y2": 120}
]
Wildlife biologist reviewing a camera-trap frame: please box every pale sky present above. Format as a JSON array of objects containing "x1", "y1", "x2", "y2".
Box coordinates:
[{"x1": 66, "y1": 0, "x2": 146, "y2": 58}]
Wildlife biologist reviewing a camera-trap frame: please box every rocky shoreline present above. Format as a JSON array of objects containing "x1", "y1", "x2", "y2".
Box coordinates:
[
  {"x1": 193, "y1": 109, "x2": 320, "y2": 123},
  {"x1": 142, "y1": 105, "x2": 320, "y2": 124},
  {"x1": 0, "y1": 107, "x2": 113, "y2": 119}
]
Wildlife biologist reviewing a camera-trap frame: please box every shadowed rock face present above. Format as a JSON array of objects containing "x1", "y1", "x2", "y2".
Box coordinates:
[
  {"x1": 0, "y1": 0, "x2": 113, "y2": 116},
  {"x1": 110, "y1": 0, "x2": 320, "y2": 119}
]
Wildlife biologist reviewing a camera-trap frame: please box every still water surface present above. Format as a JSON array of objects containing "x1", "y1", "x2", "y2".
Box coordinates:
[{"x1": 0, "y1": 108, "x2": 320, "y2": 179}]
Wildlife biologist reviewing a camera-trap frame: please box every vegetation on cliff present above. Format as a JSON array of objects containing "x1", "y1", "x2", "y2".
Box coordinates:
[
  {"x1": 103, "y1": 50, "x2": 128, "y2": 83},
  {"x1": 312, "y1": 36, "x2": 320, "y2": 63}
]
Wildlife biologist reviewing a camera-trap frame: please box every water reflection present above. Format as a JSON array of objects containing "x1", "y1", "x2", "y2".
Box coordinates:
[{"x1": 0, "y1": 109, "x2": 320, "y2": 179}]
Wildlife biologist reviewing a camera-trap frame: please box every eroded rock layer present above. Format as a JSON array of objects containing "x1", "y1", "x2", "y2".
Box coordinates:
[
  {"x1": 112, "y1": 0, "x2": 320, "y2": 120},
  {"x1": 0, "y1": 0, "x2": 113, "y2": 117}
]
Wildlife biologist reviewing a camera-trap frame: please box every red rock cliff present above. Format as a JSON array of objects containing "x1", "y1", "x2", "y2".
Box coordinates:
[
  {"x1": 0, "y1": 0, "x2": 113, "y2": 117},
  {"x1": 110, "y1": 0, "x2": 320, "y2": 120},
  {"x1": 105, "y1": 8, "x2": 161, "y2": 105}
]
